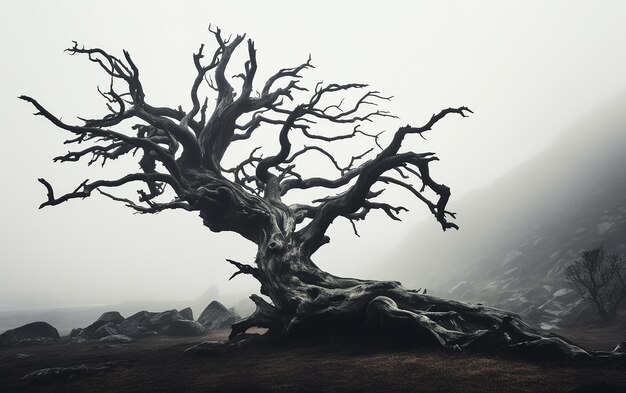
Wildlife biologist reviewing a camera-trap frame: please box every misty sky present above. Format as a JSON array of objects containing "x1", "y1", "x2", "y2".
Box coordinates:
[{"x1": 1, "y1": 0, "x2": 626, "y2": 311}]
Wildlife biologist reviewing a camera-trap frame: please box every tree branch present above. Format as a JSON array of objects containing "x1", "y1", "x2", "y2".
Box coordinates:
[
  {"x1": 298, "y1": 107, "x2": 472, "y2": 253},
  {"x1": 37, "y1": 173, "x2": 182, "y2": 209}
]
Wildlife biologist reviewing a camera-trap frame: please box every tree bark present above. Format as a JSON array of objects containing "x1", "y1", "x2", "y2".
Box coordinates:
[{"x1": 226, "y1": 222, "x2": 624, "y2": 361}]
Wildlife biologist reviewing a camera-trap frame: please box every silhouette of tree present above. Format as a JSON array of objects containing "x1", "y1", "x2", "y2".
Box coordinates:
[
  {"x1": 565, "y1": 246, "x2": 626, "y2": 321},
  {"x1": 20, "y1": 27, "x2": 625, "y2": 360}
]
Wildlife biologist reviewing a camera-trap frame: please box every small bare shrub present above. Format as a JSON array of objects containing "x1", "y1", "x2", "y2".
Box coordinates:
[{"x1": 565, "y1": 246, "x2": 626, "y2": 321}]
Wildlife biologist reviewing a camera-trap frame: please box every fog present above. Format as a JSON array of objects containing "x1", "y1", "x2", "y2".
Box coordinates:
[{"x1": 1, "y1": 1, "x2": 626, "y2": 313}]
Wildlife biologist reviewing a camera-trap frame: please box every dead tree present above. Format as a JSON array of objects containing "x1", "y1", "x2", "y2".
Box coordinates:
[
  {"x1": 565, "y1": 246, "x2": 626, "y2": 321},
  {"x1": 20, "y1": 28, "x2": 624, "y2": 360}
]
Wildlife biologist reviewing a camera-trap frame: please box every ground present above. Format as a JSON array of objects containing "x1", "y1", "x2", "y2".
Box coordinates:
[{"x1": 1, "y1": 323, "x2": 625, "y2": 393}]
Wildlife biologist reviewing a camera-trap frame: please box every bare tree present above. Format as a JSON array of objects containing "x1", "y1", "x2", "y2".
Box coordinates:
[
  {"x1": 565, "y1": 246, "x2": 626, "y2": 321},
  {"x1": 19, "y1": 28, "x2": 623, "y2": 359}
]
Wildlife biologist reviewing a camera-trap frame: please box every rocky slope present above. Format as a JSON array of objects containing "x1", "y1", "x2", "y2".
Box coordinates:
[{"x1": 387, "y1": 93, "x2": 626, "y2": 328}]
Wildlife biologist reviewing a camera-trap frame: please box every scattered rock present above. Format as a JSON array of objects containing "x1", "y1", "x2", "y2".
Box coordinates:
[
  {"x1": 613, "y1": 341, "x2": 625, "y2": 353},
  {"x1": 69, "y1": 328, "x2": 84, "y2": 338},
  {"x1": 0, "y1": 322, "x2": 60, "y2": 347},
  {"x1": 198, "y1": 301, "x2": 241, "y2": 329},
  {"x1": 168, "y1": 320, "x2": 205, "y2": 336}
]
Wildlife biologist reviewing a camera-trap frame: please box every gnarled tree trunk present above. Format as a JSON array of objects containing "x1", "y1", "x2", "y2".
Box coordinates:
[{"x1": 22, "y1": 27, "x2": 625, "y2": 362}]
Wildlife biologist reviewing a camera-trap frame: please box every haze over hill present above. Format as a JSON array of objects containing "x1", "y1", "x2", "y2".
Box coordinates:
[{"x1": 382, "y1": 92, "x2": 626, "y2": 326}]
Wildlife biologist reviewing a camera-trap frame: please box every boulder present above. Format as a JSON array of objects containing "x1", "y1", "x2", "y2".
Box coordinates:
[
  {"x1": 0, "y1": 322, "x2": 60, "y2": 346},
  {"x1": 198, "y1": 301, "x2": 241, "y2": 330},
  {"x1": 179, "y1": 307, "x2": 194, "y2": 321},
  {"x1": 168, "y1": 320, "x2": 205, "y2": 336},
  {"x1": 82, "y1": 319, "x2": 110, "y2": 339},
  {"x1": 148, "y1": 310, "x2": 184, "y2": 332},
  {"x1": 118, "y1": 309, "x2": 184, "y2": 336},
  {"x1": 95, "y1": 311, "x2": 124, "y2": 324},
  {"x1": 93, "y1": 323, "x2": 119, "y2": 339},
  {"x1": 118, "y1": 311, "x2": 154, "y2": 332},
  {"x1": 117, "y1": 323, "x2": 151, "y2": 338}
]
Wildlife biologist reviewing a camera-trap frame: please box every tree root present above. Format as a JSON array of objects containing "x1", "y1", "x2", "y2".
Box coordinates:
[{"x1": 228, "y1": 280, "x2": 626, "y2": 362}]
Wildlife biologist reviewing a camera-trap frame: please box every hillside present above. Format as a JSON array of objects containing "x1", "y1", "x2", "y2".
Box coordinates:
[{"x1": 386, "y1": 93, "x2": 626, "y2": 328}]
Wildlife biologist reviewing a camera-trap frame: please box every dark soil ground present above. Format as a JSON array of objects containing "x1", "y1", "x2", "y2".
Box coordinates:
[{"x1": 1, "y1": 325, "x2": 625, "y2": 393}]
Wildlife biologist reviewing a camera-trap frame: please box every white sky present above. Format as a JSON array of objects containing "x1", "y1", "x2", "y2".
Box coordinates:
[{"x1": 1, "y1": 0, "x2": 626, "y2": 310}]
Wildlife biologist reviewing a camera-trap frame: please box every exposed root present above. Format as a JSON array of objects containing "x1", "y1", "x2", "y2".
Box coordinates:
[{"x1": 230, "y1": 279, "x2": 626, "y2": 362}]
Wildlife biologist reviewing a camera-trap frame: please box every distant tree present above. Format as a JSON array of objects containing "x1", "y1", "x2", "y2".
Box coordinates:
[
  {"x1": 565, "y1": 246, "x2": 626, "y2": 321},
  {"x1": 19, "y1": 27, "x2": 620, "y2": 359}
]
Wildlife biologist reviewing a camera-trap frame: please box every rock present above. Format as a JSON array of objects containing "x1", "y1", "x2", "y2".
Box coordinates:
[
  {"x1": 520, "y1": 305, "x2": 543, "y2": 324},
  {"x1": 137, "y1": 330, "x2": 159, "y2": 338},
  {"x1": 553, "y1": 288, "x2": 579, "y2": 303},
  {"x1": 95, "y1": 311, "x2": 124, "y2": 324},
  {"x1": 198, "y1": 301, "x2": 241, "y2": 330},
  {"x1": 179, "y1": 307, "x2": 194, "y2": 321},
  {"x1": 561, "y1": 301, "x2": 597, "y2": 326},
  {"x1": 69, "y1": 328, "x2": 84, "y2": 338},
  {"x1": 118, "y1": 311, "x2": 154, "y2": 333},
  {"x1": 97, "y1": 334, "x2": 132, "y2": 343},
  {"x1": 613, "y1": 341, "x2": 625, "y2": 353},
  {"x1": 117, "y1": 323, "x2": 150, "y2": 338},
  {"x1": 168, "y1": 320, "x2": 205, "y2": 336},
  {"x1": 0, "y1": 322, "x2": 60, "y2": 346},
  {"x1": 93, "y1": 323, "x2": 119, "y2": 339},
  {"x1": 148, "y1": 310, "x2": 184, "y2": 332},
  {"x1": 118, "y1": 309, "x2": 184, "y2": 336},
  {"x1": 67, "y1": 337, "x2": 88, "y2": 344},
  {"x1": 502, "y1": 250, "x2": 523, "y2": 266},
  {"x1": 82, "y1": 319, "x2": 111, "y2": 338},
  {"x1": 538, "y1": 299, "x2": 569, "y2": 317},
  {"x1": 15, "y1": 337, "x2": 56, "y2": 346},
  {"x1": 448, "y1": 281, "x2": 474, "y2": 300},
  {"x1": 184, "y1": 340, "x2": 230, "y2": 356},
  {"x1": 21, "y1": 362, "x2": 113, "y2": 385}
]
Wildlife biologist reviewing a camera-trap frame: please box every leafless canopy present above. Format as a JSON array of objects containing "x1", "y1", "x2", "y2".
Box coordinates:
[
  {"x1": 22, "y1": 28, "x2": 626, "y2": 361},
  {"x1": 20, "y1": 27, "x2": 469, "y2": 255},
  {"x1": 565, "y1": 246, "x2": 626, "y2": 321}
]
